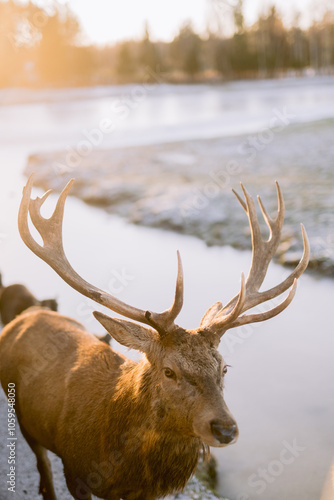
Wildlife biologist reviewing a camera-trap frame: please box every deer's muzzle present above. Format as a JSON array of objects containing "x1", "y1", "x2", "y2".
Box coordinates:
[{"x1": 210, "y1": 420, "x2": 238, "y2": 444}]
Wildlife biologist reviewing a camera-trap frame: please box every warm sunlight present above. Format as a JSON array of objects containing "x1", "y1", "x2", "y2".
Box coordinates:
[
  {"x1": 50, "y1": 0, "x2": 314, "y2": 45},
  {"x1": 64, "y1": 0, "x2": 208, "y2": 44}
]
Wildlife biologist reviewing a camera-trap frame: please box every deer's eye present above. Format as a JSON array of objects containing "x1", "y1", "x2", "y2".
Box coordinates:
[
  {"x1": 164, "y1": 368, "x2": 176, "y2": 379},
  {"x1": 223, "y1": 366, "x2": 228, "y2": 375}
]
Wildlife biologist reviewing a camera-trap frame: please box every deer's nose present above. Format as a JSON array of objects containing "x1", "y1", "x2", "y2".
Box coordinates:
[{"x1": 210, "y1": 420, "x2": 237, "y2": 444}]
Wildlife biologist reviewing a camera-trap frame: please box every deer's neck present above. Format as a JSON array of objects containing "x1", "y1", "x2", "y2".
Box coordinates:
[{"x1": 107, "y1": 358, "x2": 201, "y2": 495}]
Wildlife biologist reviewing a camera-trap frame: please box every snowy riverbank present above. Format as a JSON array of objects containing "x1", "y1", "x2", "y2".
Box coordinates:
[{"x1": 26, "y1": 125, "x2": 334, "y2": 278}]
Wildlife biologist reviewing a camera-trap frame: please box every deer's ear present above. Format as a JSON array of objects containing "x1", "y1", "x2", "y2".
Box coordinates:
[
  {"x1": 200, "y1": 301, "x2": 223, "y2": 328},
  {"x1": 93, "y1": 311, "x2": 157, "y2": 353}
]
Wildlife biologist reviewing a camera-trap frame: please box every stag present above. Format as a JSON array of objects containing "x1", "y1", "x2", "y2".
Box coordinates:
[
  {"x1": 0, "y1": 176, "x2": 309, "y2": 500},
  {"x1": 0, "y1": 278, "x2": 58, "y2": 325}
]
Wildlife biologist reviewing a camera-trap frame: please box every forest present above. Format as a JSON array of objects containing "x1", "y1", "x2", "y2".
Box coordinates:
[{"x1": 0, "y1": 0, "x2": 334, "y2": 87}]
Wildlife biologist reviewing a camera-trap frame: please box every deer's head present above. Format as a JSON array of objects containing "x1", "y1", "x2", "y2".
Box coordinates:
[
  {"x1": 18, "y1": 176, "x2": 309, "y2": 447},
  {"x1": 94, "y1": 312, "x2": 237, "y2": 446}
]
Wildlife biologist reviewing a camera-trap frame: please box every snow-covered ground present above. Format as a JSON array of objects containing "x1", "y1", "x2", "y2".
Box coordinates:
[{"x1": 26, "y1": 122, "x2": 334, "y2": 277}]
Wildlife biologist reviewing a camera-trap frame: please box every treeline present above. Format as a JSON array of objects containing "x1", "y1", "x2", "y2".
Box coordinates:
[{"x1": 1, "y1": 0, "x2": 334, "y2": 88}]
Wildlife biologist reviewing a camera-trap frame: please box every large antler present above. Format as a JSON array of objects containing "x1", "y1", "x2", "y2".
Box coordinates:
[
  {"x1": 202, "y1": 182, "x2": 310, "y2": 336},
  {"x1": 18, "y1": 175, "x2": 183, "y2": 334}
]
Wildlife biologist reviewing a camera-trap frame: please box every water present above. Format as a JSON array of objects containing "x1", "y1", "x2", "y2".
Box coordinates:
[
  {"x1": 1, "y1": 76, "x2": 334, "y2": 146},
  {"x1": 0, "y1": 76, "x2": 334, "y2": 500},
  {"x1": 5, "y1": 75, "x2": 334, "y2": 275}
]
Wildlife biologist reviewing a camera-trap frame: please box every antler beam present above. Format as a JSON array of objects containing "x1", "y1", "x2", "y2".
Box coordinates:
[
  {"x1": 205, "y1": 182, "x2": 310, "y2": 336},
  {"x1": 18, "y1": 175, "x2": 183, "y2": 334}
]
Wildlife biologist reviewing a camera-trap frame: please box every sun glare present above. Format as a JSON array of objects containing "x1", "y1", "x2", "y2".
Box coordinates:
[
  {"x1": 59, "y1": 0, "x2": 315, "y2": 46},
  {"x1": 67, "y1": 0, "x2": 208, "y2": 45}
]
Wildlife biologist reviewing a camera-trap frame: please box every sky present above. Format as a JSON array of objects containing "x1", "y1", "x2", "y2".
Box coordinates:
[{"x1": 38, "y1": 0, "x2": 319, "y2": 45}]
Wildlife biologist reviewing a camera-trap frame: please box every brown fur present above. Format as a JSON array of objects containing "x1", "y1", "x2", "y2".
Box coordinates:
[
  {"x1": 0, "y1": 282, "x2": 57, "y2": 325},
  {"x1": 0, "y1": 310, "x2": 237, "y2": 500}
]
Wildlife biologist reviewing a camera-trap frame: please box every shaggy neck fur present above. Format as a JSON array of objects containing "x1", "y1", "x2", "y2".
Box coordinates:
[{"x1": 104, "y1": 357, "x2": 202, "y2": 498}]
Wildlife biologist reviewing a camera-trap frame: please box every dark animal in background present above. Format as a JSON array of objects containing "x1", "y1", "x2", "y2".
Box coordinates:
[
  {"x1": 0, "y1": 274, "x2": 57, "y2": 325},
  {"x1": 0, "y1": 177, "x2": 309, "y2": 500}
]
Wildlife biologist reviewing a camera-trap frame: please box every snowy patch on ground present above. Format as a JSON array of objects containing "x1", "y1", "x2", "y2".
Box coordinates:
[{"x1": 26, "y1": 123, "x2": 334, "y2": 277}]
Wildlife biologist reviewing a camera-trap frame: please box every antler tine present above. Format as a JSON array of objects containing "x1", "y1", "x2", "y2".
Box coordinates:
[
  {"x1": 232, "y1": 188, "x2": 246, "y2": 211},
  {"x1": 231, "y1": 278, "x2": 298, "y2": 329},
  {"x1": 29, "y1": 180, "x2": 74, "y2": 251},
  {"x1": 257, "y1": 181, "x2": 284, "y2": 228},
  {"x1": 19, "y1": 176, "x2": 184, "y2": 334},
  {"x1": 245, "y1": 182, "x2": 284, "y2": 292},
  {"x1": 214, "y1": 223, "x2": 309, "y2": 334},
  {"x1": 204, "y1": 183, "x2": 309, "y2": 337},
  {"x1": 19, "y1": 175, "x2": 47, "y2": 257},
  {"x1": 212, "y1": 278, "x2": 298, "y2": 336},
  {"x1": 20, "y1": 175, "x2": 76, "y2": 272},
  {"x1": 230, "y1": 182, "x2": 285, "y2": 299},
  {"x1": 169, "y1": 250, "x2": 184, "y2": 320},
  {"x1": 246, "y1": 224, "x2": 309, "y2": 310},
  {"x1": 214, "y1": 273, "x2": 246, "y2": 325},
  {"x1": 231, "y1": 183, "x2": 277, "y2": 295},
  {"x1": 145, "y1": 251, "x2": 184, "y2": 334},
  {"x1": 241, "y1": 183, "x2": 263, "y2": 247}
]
